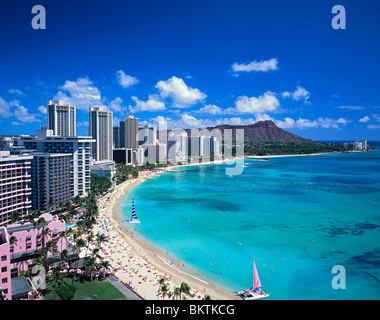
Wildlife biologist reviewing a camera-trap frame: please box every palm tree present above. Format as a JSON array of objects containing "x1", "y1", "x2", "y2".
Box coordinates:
[
  {"x1": 156, "y1": 278, "x2": 165, "y2": 299},
  {"x1": 63, "y1": 200, "x2": 73, "y2": 212},
  {"x1": 58, "y1": 229, "x2": 72, "y2": 253},
  {"x1": 91, "y1": 248, "x2": 101, "y2": 261},
  {"x1": 71, "y1": 238, "x2": 86, "y2": 284},
  {"x1": 161, "y1": 283, "x2": 169, "y2": 300},
  {"x1": 99, "y1": 260, "x2": 111, "y2": 279},
  {"x1": 172, "y1": 287, "x2": 181, "y2": 300},
  {"x1": 10, "y1": 211, "x2": 21, "y2": 224},
  {"x1": 179, "y1": 282, "x2": 191, "y2": 300},
  {"x1": 42, "y1": 240, "x2": 55, "y2": 272},
  {"x1": 72, "y1": 195, "x2": 83, "y2": 207},
  {"x1": 84, "y1": 257, "x2": 97, "y2": 281},
  {"x1": 47, "y1": 198, "x2": 55, "y2": 214},
  {"x1": 84, "y1": 232, "x2": 94, "y2": 258},
  {"x1": 95, "y1": 233, "x2": 108, "y2": 249},
  {"x1": 203, "y1": 294, "x2": 212, "y2": 300},
  {"x1": 41, "y1": 227, "x2": 51, "y2": 250},
  {"x1": 51, "y1": 266, "x2": 64, "y2": 300},
  {"x1": 59, "y1": 249, "x2": 69, "y2": 266},
  {"x1": 32, "y1": 217, "x2": 46, "y2": 265},
  {"x1": 9, "y1": 236, "x2": 18, "y2": 276}
]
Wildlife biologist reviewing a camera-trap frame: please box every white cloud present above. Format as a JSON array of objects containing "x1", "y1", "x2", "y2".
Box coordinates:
[
  {"x1": 129, "y1": 95, "x2": 166, "y2": 113},
  {"x1": 359, "y1": 116, "x2": 370, "y2": 123},
  {"x1": 234, "y1": 91, "x2": 280, "y2": 114},
  {"x1": 338, "y1": 106, "x2": 364, "y2": 110},
  {"x1": 54, "y1": 77, "x2": 103, "y2": 111},
  {"x1": 8, "y1": 89, "x2": 24, "y2": 96},
  {"x1": 318, "y1": 117, "x2": 350, "y2": 128},
  {"x1": 38, "y1": 105, "x2": 47, "y2": 114},
  {"x1": 108, "y1": 97, "x2": 127, "y2": 113},
  {"x1": 116, "y1": 70, "x2": 139, "y2": 88},
  {"x1": 368, "y1": 124, "x2": 380, "y2": 129},
  {"x1": 0, "y1": 97, "x2": 12, "y2": 118},
  {"x1": 13, "y1": 104, "x2": 41, "y2": 124},
  {"x1": 296, "y1": 118, "x2": 319, "y2": 128},
  {"x1": 282, "y1": 86, "x2": 310, "y2": 104},
  {"x1": 275, "y1": 117, "x2": 296, "y2": 129},
  {"x1": 276, "y1": 116, "x2": 350, "y2": 129},
  {"x1": 77, "y1": 120, "x2": 89, "y2": 127},
  {"x1": 197, "y1": 104, "x2": 225, "y2": 115},
  {"x1": 155, "y1": 76, "x2": 206, "y2": 108},
  {"x1": 231, "y1": 58, "x2": 279, "y2": 73}
]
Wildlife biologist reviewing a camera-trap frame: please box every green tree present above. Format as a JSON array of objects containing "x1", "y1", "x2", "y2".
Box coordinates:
[
  {"x1": 179, "y1": 282, "x2": 191, "y2": 300},
  {"x1": 84, "y1": 257, "x2": 97, "y2": 281},
  {"x1": 51, "y1": 266, "x2": 64, "y2": 300},
  {"x1": 172, "y1": 287, "x2": 181, "y2": 300},
  {"x1": 47, "y1": 198, "x2": 55, "y2": 213},
  {"x1": 9, "y1": 236, "x2": 18, "y2": 274},
  {"x1": 56, "y1": 282, "x2": 77, "y2": 300},
  {"x1": 160, "y1": 283, "x2": 169, "y2": 300},
  {"x1": 10, "y1": 211, "x2": 21, "y2": 224}
]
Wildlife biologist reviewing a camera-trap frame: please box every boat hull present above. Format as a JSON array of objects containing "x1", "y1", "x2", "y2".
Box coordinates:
[
  {"x1": 237, "y1": 291, "x2": 270, "y2": 300},
  {"x1": 124, "y1": 219, "x2": 141, "y2": 224}
]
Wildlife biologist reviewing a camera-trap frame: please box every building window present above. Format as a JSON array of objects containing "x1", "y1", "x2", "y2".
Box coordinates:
[
  {"x1": 1, "y1": 278, "x2": 7, "y2": 284},
  {"x1": 1, "y1": 267, "x2": 7, "y2": 273},
  {"x1": 0, "y1": 255, "x2": 6, "y2": 262},
  {"x1": 10, "y1": 268, "x2": 18, "y2": 278}
]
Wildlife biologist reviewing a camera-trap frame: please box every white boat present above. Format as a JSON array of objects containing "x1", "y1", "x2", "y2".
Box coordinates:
[
  {"x1": 124, "y1": 198, "x2": 141, "y2": 224},
  {"x1": 237, "y1": 259, "x2": 270, "y2": 300}
]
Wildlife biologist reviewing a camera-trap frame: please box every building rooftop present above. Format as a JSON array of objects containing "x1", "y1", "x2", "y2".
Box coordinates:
[
  {"x1": 11, "y1": 276, "x2": 32, "y2": 298},
  {"x1": 0, "y1": 153, "x2": 33, "y2": 161}
]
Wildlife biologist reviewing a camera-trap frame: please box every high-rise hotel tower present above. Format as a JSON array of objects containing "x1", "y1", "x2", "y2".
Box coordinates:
[
  {"x1": 47, "y1": 100, "x2": 76, "y2": 137},
  {"x1": 119, "y1": 116, "x2": 139, "y2": 149},
  {"x1": 89, "y1": 107, "x2": 113, "y2": 161}
]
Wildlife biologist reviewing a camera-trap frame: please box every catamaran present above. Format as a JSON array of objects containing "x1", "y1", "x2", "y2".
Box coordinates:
[
  {"x1": 124, "y1": 198, "x2": 141, "y2": 224},
  {"x1": 237, "y1": 259, "x2": 270, "y2": 300}
]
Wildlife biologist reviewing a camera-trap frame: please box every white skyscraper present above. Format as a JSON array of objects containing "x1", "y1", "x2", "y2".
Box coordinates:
[
  {"x1": 120, "y1": 116, "x2": 139, "y2": 149},
  {"x1": 47, "y1": 100, "x2": 76, "y2": 137},
  {"x1": 138, "y1": 125, "x2": 157, "y2": 145},
  {"x1": 89, "y1": 107, "x2": 113, "y2": 161}
]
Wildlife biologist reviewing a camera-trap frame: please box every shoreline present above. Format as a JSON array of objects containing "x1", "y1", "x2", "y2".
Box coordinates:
[
  {"x1": 96, "y1": 170, "x2": 238, "y2": 300},
  {"x1": 94, "y1": 150, "x2": 351, "y2": 300}
]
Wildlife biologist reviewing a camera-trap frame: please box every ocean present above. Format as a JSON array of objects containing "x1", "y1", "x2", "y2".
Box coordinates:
[{"x1": 120, "y1": 150, "x2": 380, "y2": 300}]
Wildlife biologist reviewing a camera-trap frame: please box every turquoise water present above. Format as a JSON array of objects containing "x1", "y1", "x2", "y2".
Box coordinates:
[{"x1": 120, "y1": 151, "x2": 380, "y2": 299}]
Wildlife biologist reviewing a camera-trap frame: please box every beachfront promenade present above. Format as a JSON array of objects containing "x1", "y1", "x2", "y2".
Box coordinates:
[{"x1": 107, "y1": 276, "x2": 143, "y2": 300}]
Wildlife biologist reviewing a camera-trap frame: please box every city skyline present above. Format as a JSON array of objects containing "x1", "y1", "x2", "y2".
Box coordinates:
[{"x1": 0, "y1": 0, "x2": 379, "y2": 141}]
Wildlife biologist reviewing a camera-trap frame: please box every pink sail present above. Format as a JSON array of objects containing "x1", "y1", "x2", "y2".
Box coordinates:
[{"x1": 253, "y1": 262, "x2": 262, "y2": 289}]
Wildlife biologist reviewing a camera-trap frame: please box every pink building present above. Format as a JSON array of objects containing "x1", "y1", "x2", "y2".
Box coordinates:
[
  {"x1": 0, "y1": 152, "x2": 33, "y2": 226},
  {"x1": 0, "y1": 213, "x2": 66, "y2": 300}
]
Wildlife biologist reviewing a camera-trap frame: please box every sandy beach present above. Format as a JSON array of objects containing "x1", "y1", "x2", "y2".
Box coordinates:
[{"x1": 94, "y1": 168, "x2": 239, "y2": 300}]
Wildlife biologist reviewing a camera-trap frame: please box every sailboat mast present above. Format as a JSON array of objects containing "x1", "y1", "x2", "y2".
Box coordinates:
[{"x1": 253, "y1": 256, "x2": 255, "y2": 288}]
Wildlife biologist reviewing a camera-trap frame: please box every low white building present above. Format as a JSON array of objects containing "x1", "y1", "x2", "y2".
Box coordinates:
[{"x1": 90, "y1": 160, "x2": 116, "y2": 180}]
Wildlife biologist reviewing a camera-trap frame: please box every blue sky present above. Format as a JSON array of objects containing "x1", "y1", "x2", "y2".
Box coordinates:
[{"x1": 0, "y1": 0, "x2": 379, "y2": 140}]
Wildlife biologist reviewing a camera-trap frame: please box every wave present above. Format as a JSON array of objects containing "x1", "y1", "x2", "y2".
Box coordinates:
[{"x1": 156, "y1": 254, "x2": 209, "y2": 285}]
